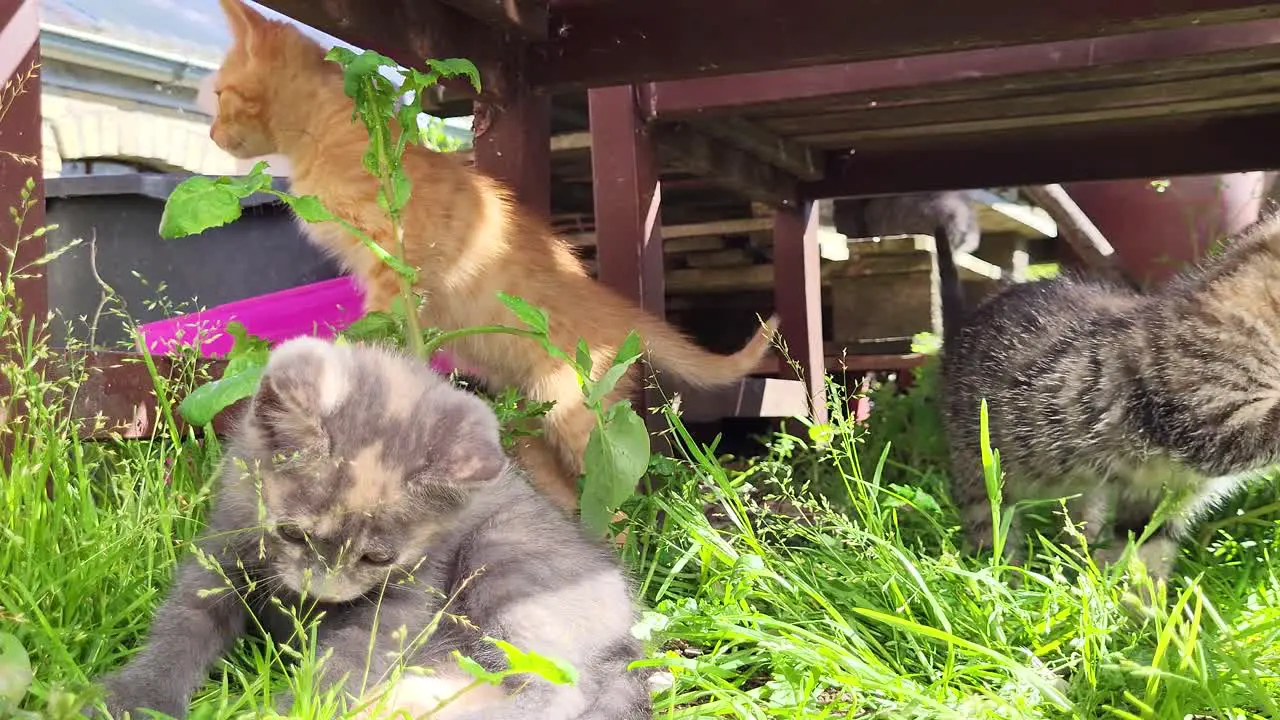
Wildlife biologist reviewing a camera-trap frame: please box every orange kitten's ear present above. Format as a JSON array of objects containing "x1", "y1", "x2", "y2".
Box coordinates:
[{"x1": 218, "y1": 0, "x2": 270, "y2": 51}]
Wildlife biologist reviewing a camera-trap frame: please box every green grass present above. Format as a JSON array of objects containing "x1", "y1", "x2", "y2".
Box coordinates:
[{"x1": 5, "y1": 285, "x2": 1280, "y2": 719}]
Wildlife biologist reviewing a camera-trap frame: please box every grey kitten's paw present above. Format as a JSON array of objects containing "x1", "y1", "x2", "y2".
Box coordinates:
[{"x1": 93, "y1": 670, "x2": 189, "y2": 720}]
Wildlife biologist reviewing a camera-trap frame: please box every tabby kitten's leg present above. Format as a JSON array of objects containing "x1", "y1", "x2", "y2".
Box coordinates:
[{"x1": 96, "y1": 559, "x2": 249, "y2": 719}]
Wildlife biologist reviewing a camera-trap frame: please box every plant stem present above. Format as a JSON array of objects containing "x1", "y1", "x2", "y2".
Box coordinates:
[
  {"x1": 366, "y1": 79, "x2": 426, "y2": 359},
  {"x1": 421, "y1": 325, "x2": 542, "y2": 357}
]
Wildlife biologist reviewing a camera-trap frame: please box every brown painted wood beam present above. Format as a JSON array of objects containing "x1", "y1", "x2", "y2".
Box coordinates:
[
  {"x1": 588, "y1": 85, "x2": 664, "y2": 315},
  {"x1": 472, "y1": 42, "x2": 552, "y2": 218},
  {"x1": 436, "y1": 0, "x2": 549, "y2": 40},
  {"x1": 639, "y1": 20, "x2": 1280, "y2": 116},
  {"x1": 771, "y1": 203, "x2": 827, "y2": 424},
  {"x1": 799, "y1": 111, "x2": 1280, "y2": 199},
  {"x1": 530, "y1": 0, "x2": 1280, "y2": 91},
  {"x1": 1, "y1": 0, "x2": 45, "y2": 468}
]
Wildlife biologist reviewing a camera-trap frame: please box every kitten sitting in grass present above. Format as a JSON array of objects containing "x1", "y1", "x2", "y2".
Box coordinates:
[
  {"x1": 93, "y1": 337, "x2": 651, "y2": 719},
  {"x1": 937, "y1": 212, "x2": 1280, "y2": 580}
]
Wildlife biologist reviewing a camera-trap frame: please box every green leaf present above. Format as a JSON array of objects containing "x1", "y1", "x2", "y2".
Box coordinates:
[
  {"x1": 178, "y1": 364, "x2": 264, "y2": 427},
  {"x1": 425, "y1": 58, "x2": 483, "y2": 93},
  {"x1": 487, "y1": 638, "x2": 577, "y2": 686},
  {"x1": 158, "y1": 176, "x2": 245, "y2": 239},
  {"x1": 340, "y1": 311, "x2": 406, "y2": 347},
  {"x1": 276, "y1": 194, "x2": 335, "y2": 224},
  {"x1": 498, "y1": 293, "x2": 550, "y2": 336},
  {"x1": 222, "y1": 322, "x2": 271, "y2": 377},
  {"x1": 574, "y1": 339, "x2": 592, "y2": 378},
  {"x1": 580, "y1": 402, "x2": 650, "y2": 535},
  {"x1": 584, "y1": 331, "x2": 643, "y2": 407},
  {"x1": 332, "y1": 49, "x2": 394, "y2": 100},
  {"x1": 453, "y1": 652, "x2": 506, "y2": 686},
  {"x1": 0, "y1": 632, "x2": 32, "y2": 704}
]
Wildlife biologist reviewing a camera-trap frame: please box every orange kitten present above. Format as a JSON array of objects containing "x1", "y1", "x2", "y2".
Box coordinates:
[{"x1": 209, "y1": 0, "x2": 779, "y2": 509}]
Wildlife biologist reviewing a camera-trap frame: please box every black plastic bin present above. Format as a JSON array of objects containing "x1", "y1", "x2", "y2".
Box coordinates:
[{"x1": 43, "y1": 173, "x2": 342, "y2": 350}]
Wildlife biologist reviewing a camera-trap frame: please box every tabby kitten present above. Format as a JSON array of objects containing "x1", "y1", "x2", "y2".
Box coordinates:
[
  {"x1": 94, "y1": 337, "x2": 651, "y2": 720},
  {"x1": 207, "y1": 0, "x2": 778, "y2": 510},
  {"x1": 937, "y1": 212, "x2": 1280, "y2": 579}
]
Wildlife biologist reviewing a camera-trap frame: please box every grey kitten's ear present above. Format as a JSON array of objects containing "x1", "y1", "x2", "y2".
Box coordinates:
[
  {"x1": 419, "y1": 392, "x2": 508, "y2": 491},
  {"x1": 252, "y1": 337, "x2": 347, "y2": 450}
]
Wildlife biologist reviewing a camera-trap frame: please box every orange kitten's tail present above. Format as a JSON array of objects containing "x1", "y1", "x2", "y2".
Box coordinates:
[{"x1": 637, "y1": 314, "x2": 780, "y2": 388}]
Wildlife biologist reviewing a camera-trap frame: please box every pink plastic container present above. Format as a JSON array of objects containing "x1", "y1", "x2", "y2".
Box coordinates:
[{"x1": 137, "y1": 276, "x2": 460, "y2": 375}]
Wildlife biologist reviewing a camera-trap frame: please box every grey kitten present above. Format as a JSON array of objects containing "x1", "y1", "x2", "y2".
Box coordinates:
[
  {"x1": 937, "y1": 213, "x2": 1280, "y2": 579},
  {"x1": 94, "y1": 337, "x2": 651, "y2": 719},
  {"x1": 831, "y1": 191, "x2": 982, "y2": 254}
]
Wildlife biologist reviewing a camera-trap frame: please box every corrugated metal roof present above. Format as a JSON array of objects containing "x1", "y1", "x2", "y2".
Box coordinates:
[{"x1": 38, "y1": 0, "x2": 349, "y2": 64}]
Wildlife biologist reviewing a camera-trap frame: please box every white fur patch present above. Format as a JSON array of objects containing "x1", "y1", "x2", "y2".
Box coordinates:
[
  {"x1": 269, "y1": 337, "x2": 348, "y2": 413},
  {"x1": 502, "y1": 571, "x2": 632, "y2": 664},
  {"x1": 355, "y1": 673, "x2": 506, "y2": 720}
]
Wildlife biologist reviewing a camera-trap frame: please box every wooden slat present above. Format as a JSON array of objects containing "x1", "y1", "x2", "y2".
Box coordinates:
[
  {"x1": 435, "y1": 0, "x2": 549, "y2": 39},
  {"x1": 643, "y1": 21, "x2": 1280, "y2": 117},
  {"x1": 530, "y1": 0, "x2": 1280, "y2": 90},
  {"x1": 565, "y1": 217, "x2": 773, "y2": 247},
  {"x1": 655, "y1": 123, "x2": 798, "y2": 208},
  {"x1": 801, "y1": 110, "x2": 1280, "y2": 198},
  {"x1": 684, "y1": 115, "x2": 821, "y2": 180},
  {"x1": 0, "y1": 351, "x2": 236, "y2": 441},
  {"x1": 671, "y1": 377, "x2": 810, "y2": 423}
]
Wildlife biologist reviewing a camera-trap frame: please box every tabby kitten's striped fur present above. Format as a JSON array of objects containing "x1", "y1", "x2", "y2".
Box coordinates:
[{"x1": 938, "y1": 212, "x2": 1280, "y2": 578}]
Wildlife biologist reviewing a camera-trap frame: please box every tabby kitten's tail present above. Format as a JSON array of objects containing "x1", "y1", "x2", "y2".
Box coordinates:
[
  {"x1": 934, "y1": 222, "x2": 966, "y2": 343},
  {"x1": 638, "y1": 313, "x2": 780, "y2": 388}
]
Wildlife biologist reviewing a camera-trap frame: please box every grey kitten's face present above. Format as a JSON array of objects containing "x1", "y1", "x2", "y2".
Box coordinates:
[{"x1": 241, "y1": 338, "x2": 507, "y2": 603}]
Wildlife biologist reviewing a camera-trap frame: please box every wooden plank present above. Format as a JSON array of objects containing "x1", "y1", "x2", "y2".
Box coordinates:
[
  {"x1": 800, "y1": 110, "x2": 1280, "y2": 198},
  {"x1": 971, "y1": 190, "x2": 1058, "y2": 238},
  {"x1": 683, "y1": 249, "x2": 754, "y2": 269},
  {"x1": 588, "y1": 85, "x2": 664, "y2": 314},
  {"x1": 641, "y1": 20, "x2": 1280, "y2": 116},
  {"x1": 0, "y1": 351, "x2": 236, "y2": 441},
  {"x1": 529, "y1": 0, "x2": 1280, "y2": 91},
  {"x1": 772, "y1": 203, "x2": 826, "y2": 423},
  {"x1": 1022, "y1": 184, "x2": 1132, "y2": 285},
  {"x1": 664, "y1": 236, "x2": 729, "y2": 254},
  {"x1": 674, "y1": 377, "x2": 810, "y2": 423},
  {"x1": 435, "y1": 0, "x2": 549, "y2": 40},
  {"x1": 781, "y1": 75, "x2": 1280, "y2": 146},
  {"x1": 564, "y1": 217, "x2": 773, "y2": 247},
  {"x1": 685, "y1": 115, "x2": 821, "y2": 180},
  {"x1": 455, "y1": 130, "x2": 591, "y2": 165},
  {"x1": 655, "y1": 123, "x2": 798, "y2": 208}
]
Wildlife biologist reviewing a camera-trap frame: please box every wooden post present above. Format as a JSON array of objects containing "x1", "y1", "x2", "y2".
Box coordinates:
[
  {"x1": 1, "y1": 0, "x2": 45, "y2": 333},
  {"x1": 472, "y1": 44, "x2": 552, "y2": 219},
  {"x1": 1, "y1": 0, "x2": 45, "y2": 469},
  {"x1": 588, "y1": 84, "x2": 668, "y2": 460},
  {"x1": 587, "y1": 85, "x2": 664, "y2": 315},
  {"x1": 772, "y1": 202, "x2": 828, "y2": 424}
]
